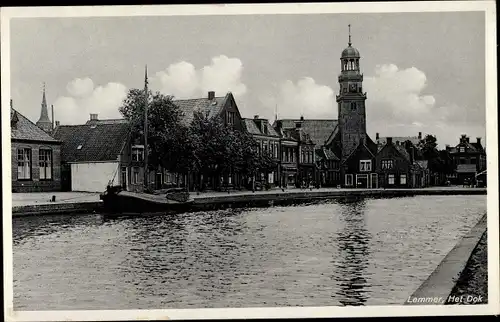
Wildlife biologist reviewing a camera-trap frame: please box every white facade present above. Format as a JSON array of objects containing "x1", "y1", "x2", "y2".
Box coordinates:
[{"x1": 70, "y1": 162, "x2": 119, "y2": 192}]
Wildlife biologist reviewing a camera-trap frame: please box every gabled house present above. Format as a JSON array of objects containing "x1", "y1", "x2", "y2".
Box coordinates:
[
  {"x1": 173, "y1": 91, "x2": 245, "y2": 190},
  {"x1": 11, "y1": 105, "x2": 62, "y2": 192},
  {"x1": 274, "y1": 120, "x2": 300, "y2": 187},
  {"x1": 342, "y1": 138, "x2": 377, "y2": 188},
  {"x1": 374, "y1": 137, "x2": 428, "y2": 188},
  {"x1": 242, "y1": 115, "x2": 281, "y2": 187},
  {"x1": 315, "y1": 147, "x2": 341, "y2": 187},
  {"x1": 447, "y1": 134, "x2": 486, "y2": 185},
  {"x1": 52, "y1": 114, "x2": 140, "y2": 192}
]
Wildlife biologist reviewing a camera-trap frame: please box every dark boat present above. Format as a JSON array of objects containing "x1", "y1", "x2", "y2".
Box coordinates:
[{"x1": 99, "y1": 186, "x2": 194, "y2": 215}]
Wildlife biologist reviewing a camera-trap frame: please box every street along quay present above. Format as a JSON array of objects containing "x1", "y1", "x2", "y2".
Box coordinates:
[{"x1": 11, "y1": 186, "x2": 486, "y2": 216}]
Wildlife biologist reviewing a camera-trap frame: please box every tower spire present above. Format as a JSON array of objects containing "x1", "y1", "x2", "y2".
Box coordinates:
[
  {"x1": 36, "y1": 82, "x2": 52, "y2": 132},
  {"x1": 348, "y1": 24, "x2": 352, "y2": 47},
  {"x1": 143, "y1": 64, "x2": 149, "y2": 190}
]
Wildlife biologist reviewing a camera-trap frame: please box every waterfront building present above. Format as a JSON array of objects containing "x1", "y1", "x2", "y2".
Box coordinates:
[
  {"x1": 241, "y1": 115, "x2": 281, "y2": 187},
  {"x1": 374, "y1": 137, "x2": 428, "y2": 188},
  {"x1": 11, "y1": 100, "x2": 62, "y2": 192},
  {"x1": 52, "y1": 115, "x2": 140, "y2": 192},
  {"x1": 447, "y1": 134, "x2": 487, "y2": 185},
  {"x1": 173, "y1": 91, "x2": 245, "y2": 190}
]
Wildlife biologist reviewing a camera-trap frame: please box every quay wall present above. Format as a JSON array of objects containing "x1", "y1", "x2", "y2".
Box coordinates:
[
  {"x1": 12, "y1": 201, "x2": 102, "y2": 217},
  {"x1": 11, "y1": 188, "x2": 486, "y2": 216},
  {"x1": 404, "y1": 213, "x2": 487, "y2": 305},
  {"x1": 190, "y1": 188, "x2": 487, "y2": 211}
]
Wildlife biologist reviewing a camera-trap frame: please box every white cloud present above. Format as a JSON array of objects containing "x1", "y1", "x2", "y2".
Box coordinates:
[
  {"x1": 363, "y1": 64, "x2": 483, "y2": 146},
  {"x1": 259, "y1": 77, "x2": 335, "y2": 120},
  {"x1": 66, "y1": 77, "x2": 94, "y2": 97},
  {"x1": 53, "y1": 80, "x2": 127, "y2": 125},
  {"x1": 152, "y1": 55, "x2": 247, "y2": 99}
]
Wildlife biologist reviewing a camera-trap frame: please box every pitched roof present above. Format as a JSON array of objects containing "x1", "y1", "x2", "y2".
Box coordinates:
[
  {"x1": 416, "y1": 160, "x2": 429, "y2": 170},
  {"x1": 173, "y1": 95, "x2": 227, "y2": 125},
  {"x1": 377, "y1": 136, "x2": 420, "y2": 147},
  {"x1": 316, "y1": 147, "x2": 340, "y2": 161},
  {"x1": 448, "y1": 141, "x2": 483, "y2": 154},
  {"x1": 242, "y1": 118, "x2": 280, "y2": 137},
  {"x1": 276, "y1": 119, "x2": 338, "y2": 146},
  {"x1": 394, "y1": 144, "x2": 411, "y2": 161},
  {"x1": 10, "y1": 108, "x2": 59, "y2": 143},
  {"x1": 52, "y1": 121, "x2": 131, "y2": 162}
]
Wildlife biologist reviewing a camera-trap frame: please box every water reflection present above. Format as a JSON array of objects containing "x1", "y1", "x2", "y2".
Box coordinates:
[{"x1": 333, "y1": 199, "x2": 372, "y2": 306}]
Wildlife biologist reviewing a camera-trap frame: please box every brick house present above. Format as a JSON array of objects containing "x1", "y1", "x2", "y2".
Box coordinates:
[
  {"x1": 447, "y1": 134, "x2": 486, "y2": 185},
  {"x1": 173, "y1": 91, "x2": 245, "y2": 190},
  {"x1": 52, "y1": 115, "x2": 142, "y2": 192},
  {"x1": 11, "y1": 107, "x2": 62, "y2": 192},
  {"x1": 242, "y1": 116, "x2": 281, "y2": 187}
]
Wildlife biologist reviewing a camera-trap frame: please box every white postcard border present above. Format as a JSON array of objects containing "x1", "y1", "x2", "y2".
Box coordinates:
[{"x1": 2, "y1": 2, "x2": 498, "y2": 321}]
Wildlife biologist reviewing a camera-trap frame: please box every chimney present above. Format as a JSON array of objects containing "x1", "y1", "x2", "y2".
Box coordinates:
[
  {"x1": 476, "y1": 137, "x2": 482, "y2": 146},
  {"x1": 10, "y1": 99, "x2": 13, "y2": 109},
  {"x1": 55, "y1": 121, "x2": 60, "y2": 127},
  {"x1": 396, "y1": 140, "x2": 400, "y2": 146},
  {"x1": 386, "y1": 137, "x2": 393, "y2": 145},
  {"x1": 208, "y1": 91, "x2": 215, "y2": 100},
  {"x1": 418, "y1": 132, "x2": 422, "y2": 140},
  {"x1": 300, "y1": 115, "x2": 304, "y2": 121},
  {"x1": 376, "y1": 132, "x2": 379, "y2": 140},
  {"x1": 254, "y1": 115, "x2": 259, "y2": 119},
  {"x1": 90, "y1": 113, "x2": 98, "y2": 121},
  {"x1": 466, "y1": 137, "x2": 470, "y2": 143}
]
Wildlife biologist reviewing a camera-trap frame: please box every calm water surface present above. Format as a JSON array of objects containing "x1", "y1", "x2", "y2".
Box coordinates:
[{"x1": 13, "y1": 195, "x2": 486, "y2": 310}]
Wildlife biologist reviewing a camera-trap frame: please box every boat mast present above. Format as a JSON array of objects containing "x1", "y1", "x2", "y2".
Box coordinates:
[{"x1": 143, "y1": 65, "x2": 149, "y2": 190}]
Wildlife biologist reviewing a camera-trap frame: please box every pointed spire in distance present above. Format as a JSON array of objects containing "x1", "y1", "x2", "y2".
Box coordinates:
[
  {"x1": 144, "y1": 64, "x2": 149, "y2": 89},
  {"x1": 38, "y1": 82, "x2": 50, "y2": 122},
  {"x1": 348, "y1": 24, "x2": 352, "y2": 47}
]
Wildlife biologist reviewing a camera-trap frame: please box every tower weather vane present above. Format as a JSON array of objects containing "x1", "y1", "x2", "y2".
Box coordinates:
[{"x1": 348, "y1": 24, "x2": 351, "y2": 46}]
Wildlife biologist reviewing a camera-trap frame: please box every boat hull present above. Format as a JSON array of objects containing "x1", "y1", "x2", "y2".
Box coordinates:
[{"x1": 100, "y1": 188, "x2": 194, "y2": 216}]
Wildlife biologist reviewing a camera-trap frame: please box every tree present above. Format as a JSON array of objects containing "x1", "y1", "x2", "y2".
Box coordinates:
[{"x1": 119, "y1": 89, "x2": 192, "y2": 174}]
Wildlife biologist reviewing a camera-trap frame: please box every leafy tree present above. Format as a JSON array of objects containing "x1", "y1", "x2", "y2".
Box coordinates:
[{"x1": 119, "y1": 89, "x2": 192, "y2": 174}]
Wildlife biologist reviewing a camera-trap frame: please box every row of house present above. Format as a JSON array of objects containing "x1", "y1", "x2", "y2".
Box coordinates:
[{"x1": 10, "y1": 33, "x2": 487, "y2": 192}]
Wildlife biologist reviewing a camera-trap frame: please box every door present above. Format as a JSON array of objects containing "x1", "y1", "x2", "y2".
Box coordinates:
[
  {"x1": 356, "y1": 174, "x2": 369, "y2": 188},
  {"x1": 155, "y1": 172, "x2": 162, "y2": 190},
  {"x1": 61, "y1": 164, "x2": 72, "y2": 191},
  {"x1": 370, "y1": 173, "x2": 378, "y2": 189},
  {"x1": 121, "y1": 167, "x2": 127, "y2": 190}
]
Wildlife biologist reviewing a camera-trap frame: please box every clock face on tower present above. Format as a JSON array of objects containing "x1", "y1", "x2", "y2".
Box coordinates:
[{"x1": 349, "y1": 83, "x2": 357, "y2": 92}]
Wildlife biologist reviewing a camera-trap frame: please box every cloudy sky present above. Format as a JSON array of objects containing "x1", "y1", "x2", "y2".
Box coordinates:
[{"x1": 10, "y1": 11, "x2": 485, "y2": 147}]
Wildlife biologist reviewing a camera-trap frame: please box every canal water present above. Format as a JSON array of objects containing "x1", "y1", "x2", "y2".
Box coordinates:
[{"x1": 13, "y1": 195, "x2": 486, "y2": 310}]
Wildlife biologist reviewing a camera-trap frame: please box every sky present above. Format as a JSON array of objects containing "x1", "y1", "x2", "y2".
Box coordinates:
[{"x1": 9, "y1": 11, "x2": 486, "y2": 148}]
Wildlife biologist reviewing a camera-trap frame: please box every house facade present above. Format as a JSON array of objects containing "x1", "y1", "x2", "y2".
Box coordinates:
[
  {"x1": 174, "y1": 91, "x2": 245, "y2": 191},
  {"x1": 11, "y1": 105, "x2": 62, "y2": 192},
  {"x1": 52, "y1": 115, "x2": 141, "y2": 192},
  {"x1": 242, "y1": 116, "x2": 281, "y2": 188},
  {"x1": 447, "y1": 134, "x2": 486, "y2": 185}
]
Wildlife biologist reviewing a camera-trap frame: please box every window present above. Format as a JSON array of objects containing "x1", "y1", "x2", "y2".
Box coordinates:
[
  {"x1": 132, "y1": 146, "x2": 144, "y2": 162},
  {"x1": 381, "y1": 159, "x2": 394, "y2": 169},
  {"x1": 345, "y1": 174, "x2": 353, "y2": 186},
  {"x1": 471, "y1": 157, "x2": 477, "y2": 164},
  {"x1": 132, "y1": 167, "x2": 140, "y2": 184},
  {"x1": 17, "y1": 148, "x2": 31, "y2": 180},
  {"x1": 274, "y1": 143, "x2": 279, "y2": 158},
  {"x1": 460, "y1": 157, "x2": 467, "y2": 164},
  {"x1": 301, "y1": 150, "x2": 305, "y2": 163},
  {"x1": 226, "y1": 111, "x2": 235, "y2": 125},
  {"x1": 400, "y1": 174, "x2": 407, "y2": 185},
  {"x1": 459, "y1": 147, "x2": 465, "y2": 153},
  {"x1": 360, "y1": 160, "x2": 372, "y2": 172},
  {"x1": 388, "y1": 174, "x2": 395, "y2": 185},
  {"x1": 39, "y1": 149, "x2": 52, "y2": 180},
  {"x1": 351, "y1": 102, "x2": 356, "y2": 110}
]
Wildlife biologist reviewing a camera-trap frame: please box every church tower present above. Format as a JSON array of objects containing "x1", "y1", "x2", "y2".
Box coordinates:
[
  {"x1": 36, "y1": 83, "x2": 53, "y2": 133},
  {"x1": 336, "y1": 25, "x2": 367, "y2": 161}
]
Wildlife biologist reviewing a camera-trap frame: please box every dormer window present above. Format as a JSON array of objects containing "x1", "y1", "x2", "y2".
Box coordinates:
[
  {"x1": 77, "y1": 145, "x2": 83, "y2": 150},
  {"x1": 459, "y1": 147, "x2": 465, "y2": 153}
]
